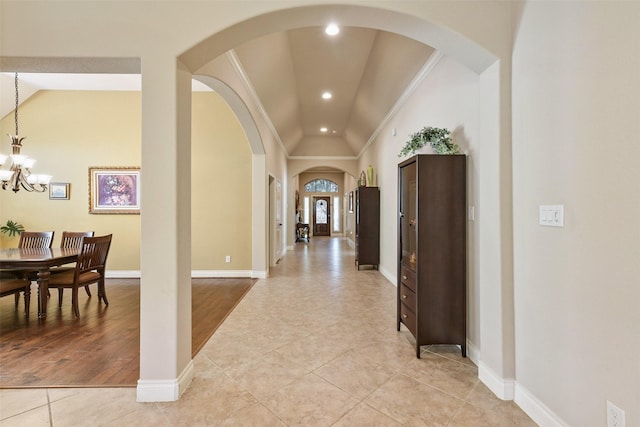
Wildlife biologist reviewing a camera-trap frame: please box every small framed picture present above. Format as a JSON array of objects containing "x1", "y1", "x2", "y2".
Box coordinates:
[
  {"x1": 348, "y1": 191, "x2": 354, "y2": 213},
  {"x1": 49, "y1": 182, "x2": 70, "y2": 200},
  {"x1": 89, "y1": 167, "x2": 140, "y2": 214}
]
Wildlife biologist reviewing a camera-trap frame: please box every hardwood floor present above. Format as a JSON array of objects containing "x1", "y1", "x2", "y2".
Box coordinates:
[{"x1": 0, "y1": 277, "x2": 254, "y2": 388}]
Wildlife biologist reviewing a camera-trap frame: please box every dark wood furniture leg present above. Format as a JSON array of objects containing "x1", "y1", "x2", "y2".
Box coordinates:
[{"x1": 36, "y1": 268, "x2": 50, "y2": 318}]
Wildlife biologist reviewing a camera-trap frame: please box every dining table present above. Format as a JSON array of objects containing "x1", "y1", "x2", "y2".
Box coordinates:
[{"x1": 0, "y1": 247, "x2": 79, "y2": 318}]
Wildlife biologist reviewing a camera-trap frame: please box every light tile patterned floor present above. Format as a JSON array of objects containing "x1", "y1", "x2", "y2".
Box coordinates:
[{"x1": 0, "y1": 237, "x2": 536, "y2": 426}]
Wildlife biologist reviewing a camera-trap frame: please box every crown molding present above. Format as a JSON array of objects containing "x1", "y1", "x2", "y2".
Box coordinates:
[
  {"x1": 226, "y1": 50, "x2": 289, "y2": 158},
  {"x1": 288, "y1": 156, "x2": 357, "y2": 161},
  {"x1": 358, "y1": 50, "x2": 444, "y2": 159}
]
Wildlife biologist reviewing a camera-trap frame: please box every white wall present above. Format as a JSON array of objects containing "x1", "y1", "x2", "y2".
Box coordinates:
[{"x1": 512, "y1": 2, "x2": 640, "y2": 426}]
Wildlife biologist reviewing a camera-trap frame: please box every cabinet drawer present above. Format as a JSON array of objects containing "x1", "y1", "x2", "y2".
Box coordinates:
[
  {"x1": 400, "y1": 265, "x2": 416, "y2": 292},
  {"x1": 400, "y1": 302, "x2": 417, "y2": 337},
  {"x1": 399, "y1": 284, "x2": 416, "y2": 311}
]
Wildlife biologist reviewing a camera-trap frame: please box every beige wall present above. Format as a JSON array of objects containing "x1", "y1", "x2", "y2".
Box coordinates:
[
  {"x1": 6, "y1": 2, "x2": 633, "y2": 422},
  {"x1": 512, "y1": 2, "x2": 640, "y2": 425},
  {"x1": 362, "y1": 54, "x2": 482, "y2": 353},
  {"x1": 0, "y1": 91, "x2": 142, "y2": 270},
  {"x1": 191, "y1": 92, "x2": 252, "y2": 270},
  {"x1": 196, "y1": 56, "x2": 288, "y2": 262},
  {"x1": 0, "y1": 91, "x2": 252, "y2": 272}
]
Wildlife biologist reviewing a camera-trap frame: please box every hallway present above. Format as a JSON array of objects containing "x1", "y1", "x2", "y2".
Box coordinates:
[{"x1": 0, "y1": 237, "x2": 535, "y2": 426}]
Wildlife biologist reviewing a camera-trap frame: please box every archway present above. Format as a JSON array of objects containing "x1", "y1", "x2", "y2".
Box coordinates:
[
  {"x1": 158, "y1": 3, "x2": 509, "y2": 403},
  {"x1": 193, "y1": 75, "x2": 268, "y2": 278},
  {"x1": 0, "y1": 1, "x2": 513, "y2": 406}
]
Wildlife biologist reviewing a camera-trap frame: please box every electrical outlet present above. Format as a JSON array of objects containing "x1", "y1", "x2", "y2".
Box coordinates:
[
  {"x1": 225, "y1": 255, "x2": 231, "y2": 263},
  {"x1": 607, "y1": 401, "x2": 625, "y2": 427}
]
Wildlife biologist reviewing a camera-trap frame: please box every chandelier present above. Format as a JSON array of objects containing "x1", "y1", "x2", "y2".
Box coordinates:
[{"x1": 0, "y1": 72, "x2": 52, "y2": 192}]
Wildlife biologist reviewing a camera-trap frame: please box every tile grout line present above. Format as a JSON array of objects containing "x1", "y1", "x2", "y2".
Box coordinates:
[{"x1": 46, "y1": 389, "x2": 53, "y2": 427}]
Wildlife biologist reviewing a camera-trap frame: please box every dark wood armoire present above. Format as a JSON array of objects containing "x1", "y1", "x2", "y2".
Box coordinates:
[
  {"x1": 397, "y1": 154, "x2": 467, "y2": 358},
  {"x1": 355, "y1": 186, "x2": 380, "y2": 270}
]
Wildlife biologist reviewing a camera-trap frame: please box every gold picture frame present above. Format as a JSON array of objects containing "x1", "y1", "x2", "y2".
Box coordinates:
[{"x1": 89, "y1": 167, "x2": 140, "y2": 214}]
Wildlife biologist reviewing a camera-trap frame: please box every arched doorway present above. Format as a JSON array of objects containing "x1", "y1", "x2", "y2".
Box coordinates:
[{"x1": 156, "y1": 3, "x2": 507, "y2": 403}]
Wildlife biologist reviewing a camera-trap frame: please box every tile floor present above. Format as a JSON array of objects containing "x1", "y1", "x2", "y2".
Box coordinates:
[{"x1": 0, "y1": 237, "x2": 536, "y2": 426}]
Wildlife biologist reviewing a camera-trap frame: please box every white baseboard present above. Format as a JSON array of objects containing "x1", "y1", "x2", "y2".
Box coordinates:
[
  {"x1": 251, "y1": 270, "x2": 267, "y2": 279},
  {"x1": 477, "y1": 361, "x2": 568, "y2": 426},
  {"x1": 191, "y1": 270, "x2": 253, "y2": 278},
  {"x1": 379, "y1": 266, "x2": 396, "y2": 286},
  {"x1": 136, "y1": 360, "x2": 195, "y2": 402},
  {"x1": 466, "y1": 340, "x2": 480, "y2": 366},
  {"x1": 478, "y1": 361, "x2": 515, "y2": 400},
  {"x1": 515, "y1": 383, "x2": 569, "y2": 427},
  {"x1": 106, "y1": 270, "x2": 140, "y2": 278},
  {"x1": 107, "y1": 270, "x2": 261, "y2": 279}
]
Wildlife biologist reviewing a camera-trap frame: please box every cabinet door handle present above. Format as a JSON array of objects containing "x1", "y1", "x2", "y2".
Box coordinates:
[
  {"x1": 402, "y1": 294, "x2": 407, "y2": 299},
  {"x1": 402, "y1": 275, "x2": 407, "y2": 280},
  {"x1": 402, "y1": 314, "x2": 408, "y2": 319}
]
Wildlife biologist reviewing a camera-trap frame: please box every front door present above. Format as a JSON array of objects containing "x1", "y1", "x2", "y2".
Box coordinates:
[{"x1": 313, "y1": 197, "x2": 331, "y2": 236}]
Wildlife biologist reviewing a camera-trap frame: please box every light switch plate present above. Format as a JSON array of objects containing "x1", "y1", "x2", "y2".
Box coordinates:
[{"x1": 539, "y1": 205, "x2": 564, "y2": 227}]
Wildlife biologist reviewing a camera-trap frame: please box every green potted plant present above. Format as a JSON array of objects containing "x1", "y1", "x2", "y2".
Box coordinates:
[
  {"x1": 398, "y1": 126, "x2": 460, "y2": 157},
  {"x1": 0, "y1": 220, "x2": 24, "y2": 237}
]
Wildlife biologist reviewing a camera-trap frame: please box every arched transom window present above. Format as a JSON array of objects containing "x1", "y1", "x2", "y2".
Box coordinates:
[{"x1": 304, "y1": 179, "x2": 338, "y2": 193}]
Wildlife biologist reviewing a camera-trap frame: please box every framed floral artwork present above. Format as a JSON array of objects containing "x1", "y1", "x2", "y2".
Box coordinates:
[{"x1": 89, "y1": 167, "x2": 140, "y2": 214}]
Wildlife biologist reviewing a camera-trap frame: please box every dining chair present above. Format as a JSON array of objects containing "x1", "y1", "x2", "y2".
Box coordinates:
[
  {"x1": 50, "y1": 231, "x2": 95, "y2": 306},
  {"x1": 0, "y1": 278, "x2": 31, "y2": 317},
  {"x1": 47, "y1": 234, "x2": 112, "y2": 317},
  {"x1": 18, "y1": 231, "x2": 55, "y2": 248},
  {"x1": 1, "y1": 231, "x2": 55, "y2": 305}
]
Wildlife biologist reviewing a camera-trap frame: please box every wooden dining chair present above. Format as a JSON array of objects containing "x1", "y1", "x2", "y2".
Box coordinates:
[
  {"x1": 1, "y1": 231, "x2": 55, "y2": 305},
  {"x1": 47, "y1": 234, "x2": 112, "y2": 317},
  {"x1": 60, "y1": 231, "x2": 95, "y2": 251},
  {"x1": 0, "y1": 278, "x2": 31, "y2": 317},
  {"x1": 18, "y1": 231, "x2": 55, "y2": 248},
  {"x1": 50, "y1": 231, "x2": 95, "y2": 305}
]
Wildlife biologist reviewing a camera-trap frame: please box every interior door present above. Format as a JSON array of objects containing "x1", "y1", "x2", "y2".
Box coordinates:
[{"x1": 313, "y1": 197, "x2": 331, "y2": 236}]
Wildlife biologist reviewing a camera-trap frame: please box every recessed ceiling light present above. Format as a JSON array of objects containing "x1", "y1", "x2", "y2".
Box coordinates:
[
  {"x1": 320, "y1": 127, "x2": 328, "y2": 133},
  {"x1": 325, "y1": 23, "x2": 340, "y2": 36},
  {"x1": 322, "y1": 91, "x2": 332, "y2": 100}
]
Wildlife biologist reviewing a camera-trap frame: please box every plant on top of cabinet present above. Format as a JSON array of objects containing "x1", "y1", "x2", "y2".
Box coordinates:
[{"x1": 398, "y1": 126, "x2": 460, "y2": 157}]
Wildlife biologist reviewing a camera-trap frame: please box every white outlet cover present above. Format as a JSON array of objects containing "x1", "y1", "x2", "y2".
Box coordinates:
[{"x1": 607, "y1": 400, "x2": 625, "y2": 427}]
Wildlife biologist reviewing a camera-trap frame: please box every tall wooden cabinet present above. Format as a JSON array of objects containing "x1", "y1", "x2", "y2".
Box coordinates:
[
  {"x1": 397, "y1": 155, "x2": 467, "y2": 358},
  {"x1": 355, "y1": 186, "x2": 380, "y2": 270}
]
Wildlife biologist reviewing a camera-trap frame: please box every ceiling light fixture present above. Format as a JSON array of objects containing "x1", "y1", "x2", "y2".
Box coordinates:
[
  {"x1": 0, "y1": 72, "x2": 52, "y2": 193},
  {"x1": 325, "y1": 23, "x2": 340, "y2": 36},
  {"x1": 320, "y1": 127, "x2": 328, "y2": 133},
  {"x1": 322, "y1": 91, "x2": 332, "y2": 100}
]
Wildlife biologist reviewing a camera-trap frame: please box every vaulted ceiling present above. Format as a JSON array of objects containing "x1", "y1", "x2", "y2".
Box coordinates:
[
  {"x1": 1, "y1": 25, "x2": 435, "y2": 161},
  {"x1": 232, "y1": 26, "x2": 435, "y2": 158}
]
